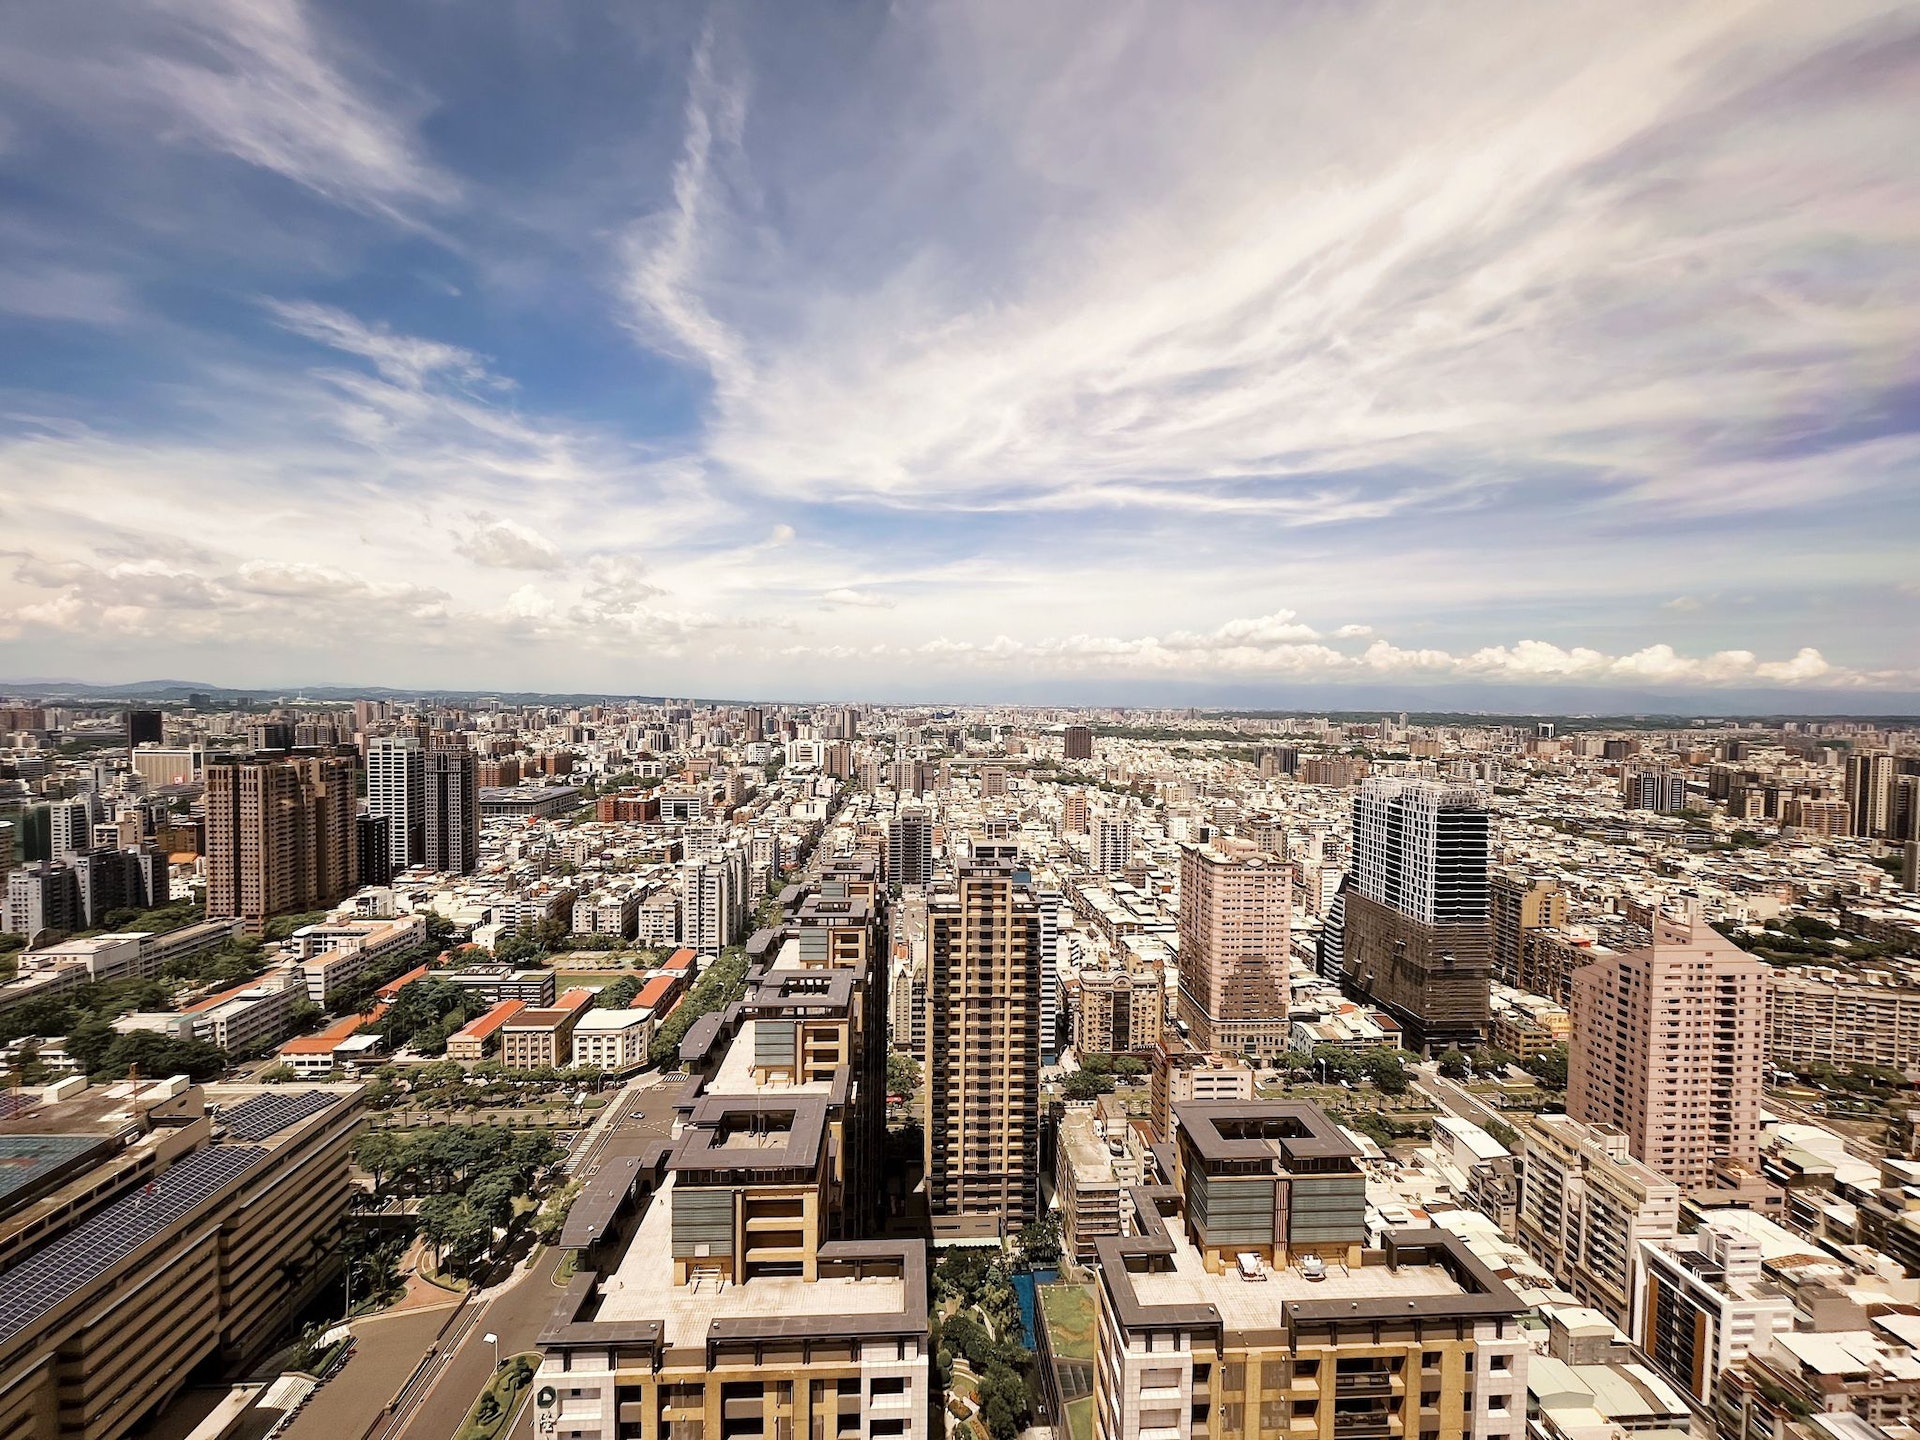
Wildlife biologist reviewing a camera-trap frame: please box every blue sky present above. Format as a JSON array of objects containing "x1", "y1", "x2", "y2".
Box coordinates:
[{"x1": 1, "y1": 1, "x2": 1916, "y2": 706}]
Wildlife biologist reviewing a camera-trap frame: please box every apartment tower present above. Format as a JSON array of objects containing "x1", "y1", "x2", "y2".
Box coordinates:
[
  {"x1": 1063, "y1": 724, "x2": 1094, "y2": 761},
  {"x1": 1339, "y1": 777, "x2": 1492, "y2": 1053},
  {"x1": 364, "y1": 735, "x2": 425, "y2": 871},
  {"x1": 886, "y1": 807, "x2": 933, "y2": 888},
  {"x1": 1567, "y1": 911, "x2": 1766, "y2": 1195},
  {"x1": 204, "y1": 754, "x2": 356, "y2": 935},
  {"x1": 1176, "y1": 840, "x2": 1292, "y2": 1062},
  {"x1": 925, "y1": 858, "x2": 1042, "y2": 1237},
  {"x1": 423, "y1": 738, "x2": 479, "y2": 875}
]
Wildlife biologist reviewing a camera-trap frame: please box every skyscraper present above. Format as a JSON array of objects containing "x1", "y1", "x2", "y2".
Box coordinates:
[
  {"x1": 925, "y1": 858, "x2": 1041, "y2": 1237},
  {"x1": 1339, "y1": 776, "x2": 1491, "y2": 1053},
  {"x1": 424, "y1": 740, "x2": 479, "y2": 875},
  {"x1": 126, "y1": 709, "x2": 163, "y2": 748},
  {"x1": 886, "y1": 807, "x2": 933, "y2": 888},
  {"x1": 1567, "y1": 911, "x2": 1766, "y2": 1195},
  {"x1": 1845, "y1": 749, "x2": 1897, "y2": 836},
  {"x1": 204, "y1": 754, "x2": 357, "y2": 935},
  {"x1": 365, "y1": 735, "x2": 424, "y2": 871},
  {"x1": 1488, "y1": 871, "x2": 1566, "y2": 987},
  {"x1": 1621, "y1": 764, "x2": 1688, "y2": 812},
  {"x1": 1090, "y1": 813, "x2": 1131, "y2": 875},
  {"x1": 1176, "y1": 841, "x2": 1291, "y2": 1061},
  {"x1": 1062, "y1": 724, "x2": 1093, "y2": 762}
]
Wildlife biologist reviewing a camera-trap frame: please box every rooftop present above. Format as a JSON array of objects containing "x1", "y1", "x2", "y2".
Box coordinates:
[{"x1": 595, "y1": 1173, "x2": 908, "y2": 1346}]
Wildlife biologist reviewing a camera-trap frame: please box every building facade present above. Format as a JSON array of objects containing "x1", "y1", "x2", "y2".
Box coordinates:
[{"x1": 1176, "y1": 842, "x2": 1292, "y2": 1062}]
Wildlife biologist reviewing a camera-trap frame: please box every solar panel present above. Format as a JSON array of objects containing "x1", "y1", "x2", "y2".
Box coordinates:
[
  {"x1": 0, "y1": 1144, "x2": 266, "y2": 1345},
  {"x1": 219, "y1": 1090, "x2": 339, "y2": 1141},
  {"x1": 0, "y1": 1093, "x2": 39, "y2": 1121}
]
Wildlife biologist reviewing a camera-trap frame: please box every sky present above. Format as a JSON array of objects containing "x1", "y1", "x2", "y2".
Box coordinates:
[{"x1": 0, "y1": 1, "x2": 1916, "y2": 708}]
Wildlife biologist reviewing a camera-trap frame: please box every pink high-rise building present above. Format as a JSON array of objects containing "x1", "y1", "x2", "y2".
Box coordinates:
[{"x1": 1568, "y1": 911, "x2": 1766, "y2": 1195}]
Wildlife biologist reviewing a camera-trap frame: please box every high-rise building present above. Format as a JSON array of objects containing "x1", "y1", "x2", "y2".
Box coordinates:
[
  {"x1": 356, "y1": 813, "x2": 394, "y2": 887},
  {"x1": 1621, "y1": 764, "x2": 1688, "y2": 812},
  {"x1": 1340, "y1": 777, "x2": 1492, "y2": 1053},
  {"x1": 204, "y1": 754, "x2": 357, "y2": 935},
  {"x1": 1176, "y1": 841, "x2": 1291, "y2": 1061},
  {"x1": 925, "y1": 859, "x2": 1042, "y2": 1237},
  {"x1": 886, "y1": 807, "x2": 933, "y2": 888},
  {"x1": 742, "y1": 705, "x2": 765, "y2": 742},
  {"x1": 48, "y1": 795, "x2": 98, "y2": 858},
  {"x1": 423, "y1": 740, "x2": 479, "y2": 875},
  {"x1": 1488, "y1": 871, "x2": 1566, "y2": 987},
  {"x1": 1845, "y1": 749, "x2": 1897, "y2": 836},
  {"x1": 1035, "y1": 885, "x2": 1062, "y2": 1064},
  {"x1": 1090, "y1": 813, "x2": 1131, "y2": 875},
  {"x1": 1063, "y1": 724, "x2": 1093, "y2": 761},
  {"x1": 1568, "y1": 912, "x2": 1766, "y2": 1195},
  {"x1": 1062, "y1": 791, "x2": 1090, "y2": 834},
  {"x1": 365, "y1": 735, "x2": 424, "y2": 871},
  {"x1": 126, "y1": 708, "x2": 163, "y2": 748},
  {"x1": 681, "y1": 852, "x2": 737, "y2": 952}
]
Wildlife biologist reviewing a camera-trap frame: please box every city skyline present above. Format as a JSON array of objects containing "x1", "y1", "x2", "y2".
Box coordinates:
[{"x1": 3, "y1": 3, "x2": 1918, "y2": 701}]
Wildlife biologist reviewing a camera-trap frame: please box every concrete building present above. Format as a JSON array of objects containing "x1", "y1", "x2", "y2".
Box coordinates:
[
  {"x1": 204, "y1": 754, "x2": 357, "y2": 936},
  {"x1": 1568, "y1": 913, "x2": 1767, "y2": 1195},
  {"x1": 1091, "y1": 814, "x2": 1132, "y2": 876},
  {"x1": 1621, "y1": 765, "x2": 1689, "y2": 813},
  {"x1": 1075, "y1": 962, "x2": 1164, "y2": 1055},
  {"x1": 1488, "y1": 872, "x2": 1565, "y2": 989},
  {"x1": 1340, "y1": 778, "x2": 1492, "y2": 1054},
  {"x1": 885, "y1": 807, "x2": 933, "y2": 888},
  {"x1": 1057, "y1": 1103, "x2": 1134, "y2": 1263},
  {"x1": 1632, "y1": 1213, "x2": 1794, "y2": 1420},
  {"x1": 424, "y1": 741, "x2": 479, "y2": 875},
  {"x1": 925, "y1": 858, "x2": 1042, "y2": 1237},
  {"x1": 445, "y1": 999, "x2": 524, "y2": 1063},
  {"x1": 1176, "y1": 841, "x2": 1292, "y2": 1062},
  {"x1": 1767, "y1": 966, "x2": 1920, "y2": 1073},
  {"x1": 1516, "y1": 1113, "x2": 1681, "y2": 1330},
  {"x1": 571, "y1": 1009, "x2": 653, "y2": 1071},
  {"x1": 1064, "y1": 724, "x2": 1094, "y2": 762},
  {"x1": 1093, "y1": 1101, "x2": 1529, "y2": 1440},
  {"x1": 1148, "y1": 1035, "x2": 1255, "y2": 1145},
  {"x1": 682, "y1": 851, "x2": 737, "y2": 952},
  {"x1": 0, "y1": 1081, "x2": 365, "y2": 1440},
  {"x1": 365, "y1": 735, "x2": 424, "y2": 871},
  {"x1": 499, "y1": 988, "x2": 593, "y2": 1069}
]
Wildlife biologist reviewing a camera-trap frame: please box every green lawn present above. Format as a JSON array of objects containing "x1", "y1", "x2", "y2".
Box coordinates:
[
  {"x1": 1065, "y1": 1396, "x2": 1095, "y2": 1440},
  {"x1": 1038, "y1": 1282, "x2": 1097, "y2": 1360}
]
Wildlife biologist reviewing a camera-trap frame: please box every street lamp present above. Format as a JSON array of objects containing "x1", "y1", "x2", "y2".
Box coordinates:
[{"x1": 484, "y1": 1332, "x2": 500, "y2": 1371}]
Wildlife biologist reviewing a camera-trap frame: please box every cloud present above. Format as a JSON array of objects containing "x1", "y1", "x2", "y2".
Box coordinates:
[
  {"x1": 453, "y1": 518, "x2": 565, "y2": 571},
  {"x1": 820, "y1": 587, "x2": 892, "y2": 609}
]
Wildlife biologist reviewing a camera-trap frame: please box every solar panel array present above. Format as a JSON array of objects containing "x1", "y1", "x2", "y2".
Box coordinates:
[
  {"x1": 0, "y1": 1092, "x2": 39, "y2": 1120},
  {"x1": 219, "y1": 1090, "x2": 339, "y2": 1141},
  {"x1": 0, "y1": 1144, "x2": 266, "y2": 1345}
]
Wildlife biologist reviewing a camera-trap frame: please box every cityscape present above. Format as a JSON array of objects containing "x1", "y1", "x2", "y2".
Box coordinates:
[{"x1": 3, "y1": 6, "x2": 1920, "y2": 1440}]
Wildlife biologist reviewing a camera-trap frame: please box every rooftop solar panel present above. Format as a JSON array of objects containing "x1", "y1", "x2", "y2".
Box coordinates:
[
  {"x1": 0, "y1": 1144, "x2": 266, "y2": 1346},
  {"x1": 0, "y1": 1093, "x2": 39, "y2": 1121},
  {"x1": 218, "y1": 1090, "x2": 339, "y2": 1141}
]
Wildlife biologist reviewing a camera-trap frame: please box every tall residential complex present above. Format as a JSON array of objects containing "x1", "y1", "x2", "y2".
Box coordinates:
[
  {"x1": 924, "y1": 858, "x2": 1042, "y2": 1237},
  {"x1": 1845, "y1": 749, "x2": 1901, "y2": 836},
  {"x1": 886, "y1": 806, "x2": 933, "y2": 888},
  {"x1": 1338, "y1": 777, "x2": 1492, "y2": 1053},
  {"x1": 1621, "y1": 763, "x2": 1689, "y2": 812},
  {"x1": 423, "y1": 739, "x2": 479, "y2": 875},
  {"x1": 535, "y1": 869, "x2": 925, "y2": 1440},
  {"x1": 365, "y1": 735, "x2": 425, "y2": 871},
  {"x1": 204, "y1": 753, "x2": 357, "y2": 934},
  {"x1": 1175, "y1": 841, "x2": 1292, "y2": 1062},
  {"x1": 1093, "y1": 1101, "x2": 1529, "y2": 1440},
  {"x1": 1488, "y1": 871, "x2": 1566, "y2": 988},
  {"x1": 1567, "y1": 913, "x2": 1767, "y2": 1195},
  {"x1": 1063, "y1": 723, "x2": 1093, "y2": 761},
  {"x1": 1090, "y1": 813, "x2": 1131, "y2": 875}
]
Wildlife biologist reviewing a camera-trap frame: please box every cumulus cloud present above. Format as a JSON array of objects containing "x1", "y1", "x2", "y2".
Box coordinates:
[
  {"x1": 453, "y1": 518, "x2": 565, "y2": 571},
  {"x1": 820, "y1": 587, "x2": 892, "y2": 609}
]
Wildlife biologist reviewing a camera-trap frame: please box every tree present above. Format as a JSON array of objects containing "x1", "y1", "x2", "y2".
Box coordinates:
[
  {"x1": 1524, "y1": 1044, "x2": 1568, "y2": 1091},
  {"x1": 1017, "y1": 1214, "x2": 1063, "y2": 1270},
  {"x1": 1437, "y1": 1048, "x2": 1471, "y2": 1081},
  {"x1": 1362, "y1": 1050, "x2": 1409, "y2": 1096},
  {"x1": 597, "y1": 975, "x2": 643, "y2": 1010},
  {"x1": 1471, "y1": 1047, "x2": 1521, "y2": 1077},
  {"x1": 1061, "y1": 1070, "x2": 1113, "y2": 1102},
  {"x1": 887, "y1": 1052, "x2": 919, "y2": 1101},
  {"x1": 978, "y1": 1365, "x2": 1029, "y2": 1440},
  {"x1": 355, "y1": 1130, "x2": 403, "y2": 1194}
]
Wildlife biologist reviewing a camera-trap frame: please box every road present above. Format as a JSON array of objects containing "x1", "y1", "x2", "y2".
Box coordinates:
[{"x1": 379, "y1": 1074, "x2": 683, "y2": 1440}]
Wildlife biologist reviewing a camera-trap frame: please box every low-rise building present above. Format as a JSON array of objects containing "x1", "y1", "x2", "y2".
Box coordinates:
[
  {"x1": 499, "y1": 988, "x2": 593, "y2": 1069},
  {"x1": 444, "y1": 1000, "x2": 525, "y2": 1063},
  {"x1": 570, "y1": 1008, "x2": 653, "y2": 1071},
  {"x1": 1056, "y1": 1103, "x2": 1135, "y2": 1264}
]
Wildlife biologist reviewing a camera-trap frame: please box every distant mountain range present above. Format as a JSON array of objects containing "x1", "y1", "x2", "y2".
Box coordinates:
[{"x1": 2, "y1": 675, "x2": 1917, "y2": 722}]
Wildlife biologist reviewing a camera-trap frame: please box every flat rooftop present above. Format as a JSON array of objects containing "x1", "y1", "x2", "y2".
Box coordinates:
[
  {"x1": 595, "y1": 1174, "x2": 907, "y2": 1347},
  {"x1": 1127, "y1": 1214, "x2": 1469, "y2": 1334},
  {"x1": 705, "y1": 1019, "x2": 836, "y2": 1098}
]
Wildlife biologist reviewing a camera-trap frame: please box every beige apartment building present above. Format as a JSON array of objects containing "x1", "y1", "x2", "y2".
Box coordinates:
[
  {"x1": 1149, "y1": 1032, "x2": 1254, "y2": 1144},
  {"x1": 203, "y1": 754, "x2": 357, "y2": 935},
  {"x1": 1176, "y1": 842, "x2": 1292, "y2": 1062},
  {"x1": 1515, "y1": 1112, "x2": 1680, "y2": 1330},
  {"x1": 0, "y1": 1081, "x2": 364, "y2": 1440},
  {"x1": 924, "y1": 858, "x2": 1043, "y2": 1237},
  {"x1": 1488, "y1": 872, "x2": 1565, "y2": 989},
  {"x1": 1075, "y1": 961, "x2": 1165, "y2": 1056},
  {"x1": 1766, "y1": 965, "x2": 1920, "y2": 1073},
  {"x1": 1093, "y1": 1100, "x2": 1529, "y2": 1440},
  {"x1": 535, "y1": 869, "x2": 924, "y2": 1440},
  {"x1": 1567, "y1": 914, "x2": 1767, "y2": 1195},
  {"x1": 499, "y1": 988, "x2": 593, "y2": 1069}
]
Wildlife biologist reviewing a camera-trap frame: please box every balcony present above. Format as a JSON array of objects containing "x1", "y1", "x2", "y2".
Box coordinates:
[{"x1": 1336, "y1": 1374, "x2": 1396, "y2": 1396}]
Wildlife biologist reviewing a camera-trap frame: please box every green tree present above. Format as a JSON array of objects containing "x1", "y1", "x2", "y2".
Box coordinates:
[
  {"x1": 1523, "y1": 1044, "x2": 1569, "y2": 1091},
  {"x1": 1061, "y1": 1070, "x2": 1113, "y2": 1102},
  {"x1": 1362, "y1": 1050, "x2": 1410, "y2": 1096},
  {"x1": 1437, "y1": 1047, "x2": 1471, "y2": 1081},
  {"x1": 887, "y1": 1052, "x2": 920, "y2": 1100},
  {"x1": 1017, "y1": 1214, "x2": 1063, "y2": 1269}
]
